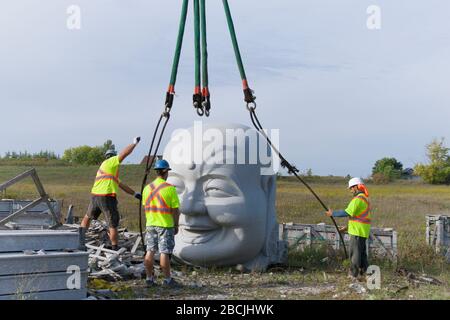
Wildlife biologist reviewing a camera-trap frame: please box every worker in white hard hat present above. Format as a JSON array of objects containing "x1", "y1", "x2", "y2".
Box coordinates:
[{"x1": 326, "y1": 177, "x2": 371, "y2": 281}]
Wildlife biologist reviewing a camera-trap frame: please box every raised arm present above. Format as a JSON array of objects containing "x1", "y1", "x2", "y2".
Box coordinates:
[{"x1": 118, "y1": 137, "x2": 141, "y2": 163}]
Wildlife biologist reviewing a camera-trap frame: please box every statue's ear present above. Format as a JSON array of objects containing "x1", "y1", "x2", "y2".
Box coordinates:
[
  {"x1": 261, "y1": 174, "x2": 276, "y2": 221},
  {"x1": 260, "y1": 174, "x2": 277, "y2": 257},
  {"x1": 261, "y1": 175, "x2": 276, "y2": 198}
]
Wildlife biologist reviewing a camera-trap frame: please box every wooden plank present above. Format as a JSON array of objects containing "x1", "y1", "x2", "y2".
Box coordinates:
[
  {"x1": 426, "y1": 215, "x2": 450, "y2": 255},
  {"x1": 131, "y1": 236, "x2": 142, "y2": 254},
  {"x1": 86, "y1": 244, "x2": 126, "y2": 255},
  {"x1": 0, "y1": 288, "x2": 87, "y2": 300},
  {"x1": 290, "y1": 230, "x2": 308, "y2": 248},
  {"x1": 0, "y1": 229, "x2": 80, "y2": 252},
  {"x1": 0, "y1": 198, "x2": 45, "y2": 226},
  {"x1": 282, "y1": 223, "x2": 397, "y2": 261},
  {"x1": 0, "y1": 251, "x2": 88, "y2": 276},
  {"x1": 0, "y1": 169, "x2": 35, "y2": 192},
  {"x1": 392, "y1": 231, "x2": 398, "y2": 260},
  {"x1": 370, "y1": 234, "x2": 392, "y2": 259},
  {"x1": 0, "y1": 271, "x2": 88, "y2": 295}
]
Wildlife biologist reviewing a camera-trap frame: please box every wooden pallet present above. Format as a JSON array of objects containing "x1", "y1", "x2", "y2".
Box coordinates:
[
  {"x1": 0, "y1": 228, "x2": 88, "y2": 300},
  {"x1": 426, "y1": 215, "x2": 450, "y2": 262},
  {"x1": 280, "y1": 223, "x2": 398, "y2": 262}
]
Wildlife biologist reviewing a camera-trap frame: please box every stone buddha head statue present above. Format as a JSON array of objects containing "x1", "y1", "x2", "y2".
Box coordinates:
[{"x1": 163, "y1": 122, "x2": 282, "y2": 270}]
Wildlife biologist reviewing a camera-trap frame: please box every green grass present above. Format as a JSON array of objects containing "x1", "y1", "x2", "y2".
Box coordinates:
[
  {"x1": 1, "y1": 165, "x2": 449, "y2": 273},
  {"x1": 1, "y1": 165, "x2": 449, "y2": 299}
]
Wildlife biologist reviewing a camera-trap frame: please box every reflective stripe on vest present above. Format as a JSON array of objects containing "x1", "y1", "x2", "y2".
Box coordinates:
[
  {"x1": 144, "y1": 182, "x2": 172, "y2": 215},
  {"x1": 95, "y1": 169, "x2": 119, "y2": 184},
  {"x1": 349, "y1": 195, "x2": 371, "y2": 224}
]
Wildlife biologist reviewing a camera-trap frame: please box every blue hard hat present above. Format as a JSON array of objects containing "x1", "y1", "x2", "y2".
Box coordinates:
[{"x1": 154, "y1": 159, "x2": 171, "y2": 171}]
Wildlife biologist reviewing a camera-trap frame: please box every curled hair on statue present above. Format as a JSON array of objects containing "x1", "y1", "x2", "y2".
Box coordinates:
[{"x1": 357, "y1": 184, "x2": 369, "y2": 197}]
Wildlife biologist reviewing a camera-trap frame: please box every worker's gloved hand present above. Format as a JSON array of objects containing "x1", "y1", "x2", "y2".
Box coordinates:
[
  {"x1": 325, "y1": 209, "x2": 333, "y2": 217},
  {"x1": 134, "y1": 192, "x2": 142, "y2": 200},
  {"x1": 339, "y1": 226, "x2": 348, "y2": 233},
  {"x1": 133, "y1": 136, "x2": 141, "y2": 145}
]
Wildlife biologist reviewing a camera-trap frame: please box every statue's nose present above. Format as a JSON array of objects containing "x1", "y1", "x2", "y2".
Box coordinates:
[{"x1": 180, "y1": 191, "x2": 207, "y2": 216}]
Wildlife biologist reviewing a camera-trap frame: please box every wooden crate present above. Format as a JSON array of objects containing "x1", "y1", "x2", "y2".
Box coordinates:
[
  {"x1": 280, "y1": 223, "x2": 397, "y2": 262},
  {"x1": 0, "y1": 228, "x2": 88, "y2": 300},
  {"x1": 426, "y1": 215, "x2": 450, "y2": 262},
  {"x1": 0, "y1": 199, "x2": 62, "y2": 228}
]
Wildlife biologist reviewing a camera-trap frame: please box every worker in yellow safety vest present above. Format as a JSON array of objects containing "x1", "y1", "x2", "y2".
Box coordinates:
[
  {"x1": 80, "y1": 137, "x2": 142, "y2": 251},
  {"x1": 326, "y1": 177, "x2": 371, "y2": 280},
  {"x1": 142, "y1": 159, "x2": 180, "y2": 287}
]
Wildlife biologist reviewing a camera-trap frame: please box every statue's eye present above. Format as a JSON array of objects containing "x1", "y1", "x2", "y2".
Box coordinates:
[
  {"x1": 204, "y1": 178, "x2": 238, "y2": 198},
  {"x1": 167, "y1": 176, "x2": 185, "y2": 195},
  {"x1": 205, "y1": 187, "x2": 230, "y2": 198}
]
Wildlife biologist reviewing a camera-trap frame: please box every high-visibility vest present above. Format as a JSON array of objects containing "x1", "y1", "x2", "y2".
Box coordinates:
[
  {"x1": 347, "y1": 193, "x2": 372, "y2": 238},
  {"x1": 91, "y1": 156, "x2": 120, "y2": 196},
  {"x1": 143, "y1": 179, "x2": 176, "y2": 228}
]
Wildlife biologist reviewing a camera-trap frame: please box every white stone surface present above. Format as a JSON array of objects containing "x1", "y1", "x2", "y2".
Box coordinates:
[{"x1": 164, "y1": 123, "x2": 282, "y2": 270}]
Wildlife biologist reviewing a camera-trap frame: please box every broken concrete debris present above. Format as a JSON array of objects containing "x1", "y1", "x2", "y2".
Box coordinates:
[
  {"x1": 77, "y1": 220, "x2": 146, "y2": 282},
  {"x1": 396, "y1": 267, "x2": 443, "y2": 287},
  {"x1": 349, "y1": 283, "x2": 367, "y2": 294}
]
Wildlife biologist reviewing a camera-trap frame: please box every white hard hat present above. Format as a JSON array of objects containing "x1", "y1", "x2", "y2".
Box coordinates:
[{"x1": 348, "y1": 177, "x2": 364, "y2": 188}]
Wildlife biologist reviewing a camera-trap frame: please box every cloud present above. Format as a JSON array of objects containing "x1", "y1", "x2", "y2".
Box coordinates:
[{"x1": 1, "y1": 0, "x2": 450, "y2": 176}]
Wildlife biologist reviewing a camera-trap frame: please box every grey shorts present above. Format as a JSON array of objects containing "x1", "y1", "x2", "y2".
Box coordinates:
[
  {"x1": 146, "y1": 226, "x2": 175, "y2": 254},
  {"x1": 87, "y1": 196, "x2": 120, "y2": 228}
]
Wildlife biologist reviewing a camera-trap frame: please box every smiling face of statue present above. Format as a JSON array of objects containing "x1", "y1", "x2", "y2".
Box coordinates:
[{"x1": 163, "y1": 123, "x2": 277, "y2": 267}]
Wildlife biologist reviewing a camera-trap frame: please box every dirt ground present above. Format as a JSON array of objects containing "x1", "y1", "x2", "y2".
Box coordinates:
[{"x1": 88, "y1": 263, "x2": 450, "y2": 300}]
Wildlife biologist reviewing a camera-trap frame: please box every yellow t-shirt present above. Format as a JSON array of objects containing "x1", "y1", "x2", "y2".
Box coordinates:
[
  {"x1": 91, "y1": 156, "x2": 120, "y2": 196},
  {"x1": 345, "y1": 194, "x2": 371, "y2": 238},
  {"x1": 142, "y1": 177, "x2": 179, "y2": 227}
]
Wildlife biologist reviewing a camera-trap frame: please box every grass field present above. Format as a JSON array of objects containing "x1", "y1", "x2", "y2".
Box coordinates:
[{"x1": 1, "y1": 165, "x2": 449, "y2": 299}]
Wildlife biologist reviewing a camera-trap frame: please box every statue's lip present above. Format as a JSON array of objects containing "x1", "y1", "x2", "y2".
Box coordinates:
[
  {"x1": 179, "y1": 227, "x2": 220, "y2": 244},
  {"x1": 180, "y1": 216, "x2": 219, "y2": 232},
  {"x1": 181, "y1": 224, "x2": 219, "y2": 231}
]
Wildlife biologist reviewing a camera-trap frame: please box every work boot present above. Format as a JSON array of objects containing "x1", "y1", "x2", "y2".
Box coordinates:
[
  {"x1": 347, "y1": 274, "x2": 359, "y2": 282},
  {"x1": 357, "y1": 272, "x2": 368, "y2": 283},
  {"x1": 162, "y1": 278, "x2": 181, "y2": 288},
  {"x1": 145, "y1": 279, "x2": 157, "y2": 288}
]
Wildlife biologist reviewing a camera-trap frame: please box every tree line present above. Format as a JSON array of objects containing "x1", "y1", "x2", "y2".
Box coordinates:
[
  {"x1": 0, "y1": 140, "x2": 116, "y2": 166},
  {"x1": 1, "y1": 150, "x2": 60, "y2": 160},
  {"x1": 2, "y1": 138, "x2": 450, "y2": 185},
  {"x1": 371, "y1": 138, "x2": 450, "y2": 185}
]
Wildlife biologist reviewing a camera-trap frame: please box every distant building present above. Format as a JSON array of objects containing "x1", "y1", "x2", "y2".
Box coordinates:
[
  {"x1": 140, "y1": 155, "x2": 162, "y2": 165},
  {"x1": 402, "y1": 168, "x2": 415, "y2": 177}
]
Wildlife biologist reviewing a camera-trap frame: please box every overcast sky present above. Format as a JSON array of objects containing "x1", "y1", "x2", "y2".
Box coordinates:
[{"x1": 1, "y1": 0, "x2": 450, "y2": 176}]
